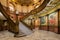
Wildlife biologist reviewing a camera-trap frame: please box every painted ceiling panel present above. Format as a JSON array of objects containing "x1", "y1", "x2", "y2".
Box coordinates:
[{"x1": 37, "y1": 0, "x2": 60, "y2": 17}]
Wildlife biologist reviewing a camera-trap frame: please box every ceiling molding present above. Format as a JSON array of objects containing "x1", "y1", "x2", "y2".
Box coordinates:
[{"x1": 38, "y1": 3, "x2": 60, "y2": 17}]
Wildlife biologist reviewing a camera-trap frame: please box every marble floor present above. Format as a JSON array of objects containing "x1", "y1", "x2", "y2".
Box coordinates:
[{"x1": 0, "y1": 30, "x2": 60, "y2": 40}]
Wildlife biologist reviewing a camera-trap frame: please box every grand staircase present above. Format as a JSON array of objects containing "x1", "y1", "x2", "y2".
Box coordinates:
[
  {"x1": 0, "y1": 0, "x2": 50, "y2": 37},
  {"x1": 0, "y1": 3, "x2": 33, "y2": 37}
]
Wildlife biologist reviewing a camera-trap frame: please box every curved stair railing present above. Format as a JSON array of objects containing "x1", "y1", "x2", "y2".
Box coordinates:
[
  {"x1": 0, "y1": 3, "x2": 19, "y2": 33},
  {"x1": 0, "y1": 3, "x2": 33, "y2": 37},
  {"x1": 0, "y1": 0, "x2": 50, "y2": 37}
]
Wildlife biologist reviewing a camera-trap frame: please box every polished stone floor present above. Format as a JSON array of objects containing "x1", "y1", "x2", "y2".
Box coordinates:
[{"x1": 0, "y1": 30, "x2": 60, "y2": 40}]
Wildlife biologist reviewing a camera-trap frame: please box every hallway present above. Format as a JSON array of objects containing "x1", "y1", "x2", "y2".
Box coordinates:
[{"x1": 0, "y1": 30, "x2": 60, "y2": 40}]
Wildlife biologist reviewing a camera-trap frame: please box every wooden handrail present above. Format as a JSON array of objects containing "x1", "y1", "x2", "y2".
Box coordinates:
[
  {"x1": 0, "y1": 3, "x2": 19, "y2": 33},
  {"x1": 21, "y1": 0, "x2": 50, "y2": 20}
]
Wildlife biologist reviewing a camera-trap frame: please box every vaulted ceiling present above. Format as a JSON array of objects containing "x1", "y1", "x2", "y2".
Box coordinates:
[
  {"x1": 37, "y1": 0, "x2": 60, "y2": 17},
  {"x1": 0, "y1": 0, "x2": 60, "y2": 18},
  {"x1": 27, "y1": 0, "x2": 60, "y2": 19},
  {"x1": 0, "y1": 0, "x2": 45, "y2": 13}
]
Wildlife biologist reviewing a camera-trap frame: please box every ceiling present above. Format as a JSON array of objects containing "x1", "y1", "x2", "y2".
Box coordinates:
[
  {"x1": 27, "y1": 0, "x2": 60, "y2": 19},
  {"x1": 37, "y1": 0, "x2": 60, "y2": 17},
  {"x1": 0, "y1": 0, "x2": 44, "y2": 13},
  {"x1": 0, "y1": 0, "x2": 60, "y2": 20}
]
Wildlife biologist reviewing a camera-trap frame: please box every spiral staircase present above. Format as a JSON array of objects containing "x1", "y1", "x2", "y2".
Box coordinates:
[{"x1": 0, "y1": 0, "x2": 60, "y2": 37}]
